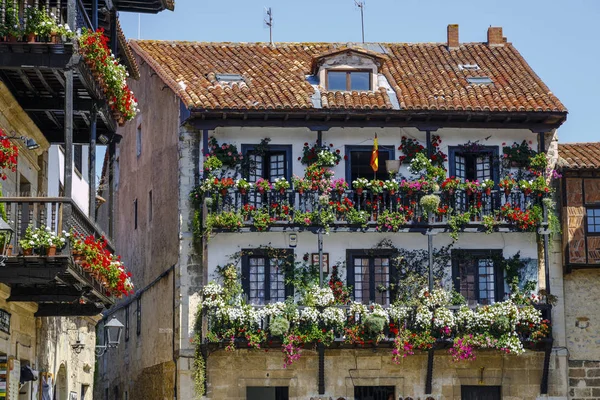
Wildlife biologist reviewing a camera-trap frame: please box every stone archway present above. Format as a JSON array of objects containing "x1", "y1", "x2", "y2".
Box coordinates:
[{"x1": 56, "y1": 364, "x2": 67, "y2": 400}]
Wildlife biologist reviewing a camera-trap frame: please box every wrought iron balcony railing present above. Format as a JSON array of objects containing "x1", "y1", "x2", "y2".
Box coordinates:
[{"x1": 204, "y1": 188, "x2": 540, "y2": 232}]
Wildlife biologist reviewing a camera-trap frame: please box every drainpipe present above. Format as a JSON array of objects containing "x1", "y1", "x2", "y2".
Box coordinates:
[
  {"x1": 173, "y1": 268, "x2": 177, "y2": 400},
  {"x1": 538, "y1": 132, "x2": 551, "y2": 300}
]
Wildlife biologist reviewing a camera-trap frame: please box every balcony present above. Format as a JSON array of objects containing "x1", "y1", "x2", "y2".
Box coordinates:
[
  {"x1": 0, "y1": 0, "x2": 134, "y2": 143},
  {"x1": 0, "y1": 197, "x2": 115, "y2": 316},
  {"x1": 202, "y1": 188, "x2": 541, "y2": 234}
]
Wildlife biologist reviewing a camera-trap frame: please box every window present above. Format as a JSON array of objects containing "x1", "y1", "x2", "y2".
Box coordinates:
[
  {"x1": 136, "y1": 297, "x2": 141, "y2": 336},
  {"x1": 327, "y1": 70, "x2": 371, "y2": 91},
  {"x1": 74, "y1": 145, "x2": 82, "y2": 174},
  {"x1": 586, "y1": 208, "x2": 600, "y2": 234},
  {"x1": 246, "y1": 387, "x2": 289, "y2": 400},
  {"x1": 242, "y1": 144, "x2": 292, "y2": 182},
  {"x1": 466, "y1": 76, "x2": 493, "y2": 85},
  {"x1": 452, "y1": 250, "x2": 503, "y2": 306},
  {"x1": 345, "y1": 145, "x2": 394, "y2": 184},
  {"x1": 241, "y1": 249, "x2": 293, "y2": 305},
  {"x1": 113, "y1": 386, "x2": 119, "y2": 400},
  {"x1": 148, "y1": 190, "x2": 153, "y2": 222},
  {"x1": 347, "y1": 250, "x2": 396, "y2": 306},
  {"x1": 354, "y1": 386, "x2": 395, "y2": 400},
  {"x1": 125, "y1": 305, "x2": 130, "y2": 342},
  {"x1": 134, "y1": 199, "x2": 138, "y2": 230},
  {"x1": 449, "y1": 146, "x2": 499, "y2": 183},
  {"x1": 136, "y1": 124, "x2": 142, "y2": 157},
  {"x1": 461, "y1": 385, "x2": 501, "y2": 400}
]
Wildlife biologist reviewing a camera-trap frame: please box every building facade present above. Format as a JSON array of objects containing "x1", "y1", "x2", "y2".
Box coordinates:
[
  {"x1": 558, "y1": 143, "x2": 600, "y2": 399},
  {"x1": 101, "y1": 25, "x2": 571, "y2": 399},
  {"x1": 0, "y1": 0, "x2": 172, "y2": 399}
]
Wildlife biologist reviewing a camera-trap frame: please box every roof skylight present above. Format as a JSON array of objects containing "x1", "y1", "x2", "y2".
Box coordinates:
[
  {"x1": 459, "y1": 64, "x2": 480, "y2": 71},
  {"x1": 466, "y1": 76, "x2": 493, "y2": 85},
  {"x1": 216, "y1": 73, "x2": 244, "y2": 83}
]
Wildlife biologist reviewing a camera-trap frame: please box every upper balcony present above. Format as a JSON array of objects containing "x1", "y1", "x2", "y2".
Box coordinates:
[
  {"x1": 0, "y1": 196, "x2": 131, "y2": 316},
  {"x1": 201, "y1": 187, "x2": 545, "y2": 236},
  {"x1": 0, "y1": 0, "x2": 138, "y2": 144}
]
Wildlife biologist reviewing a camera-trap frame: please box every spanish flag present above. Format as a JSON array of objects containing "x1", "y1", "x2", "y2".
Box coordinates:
[{"x1": 370, "y1": 133, "x2": 379, "y2": 173}]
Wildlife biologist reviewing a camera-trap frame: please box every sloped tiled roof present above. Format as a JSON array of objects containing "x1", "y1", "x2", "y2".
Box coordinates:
[
  {"x1": 558, "y1": 143, "x2": 600, "y2": 170},
  {"x1": 129, "y1": 40, "x2": 567, "y2": 113}
]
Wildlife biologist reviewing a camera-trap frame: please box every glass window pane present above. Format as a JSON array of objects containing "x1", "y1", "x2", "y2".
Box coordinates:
[
  {"x1": 327, "y1": 71, "x2": 347, "y2": 91},
  {"x1": 350, "y1": 72, "x2": 370, "y2": 91}
]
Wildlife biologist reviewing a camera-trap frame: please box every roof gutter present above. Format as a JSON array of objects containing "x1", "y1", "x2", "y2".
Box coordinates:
[{"x1": 188, "y1": 108, "x2": 567, "y2": 131}]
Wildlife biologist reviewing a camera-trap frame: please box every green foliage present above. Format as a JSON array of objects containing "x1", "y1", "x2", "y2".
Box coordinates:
[
  {"x1": 252, "y1": 209, "x2": 273, "y2": 231},
  {"x1": 420, "y1": 194, "x2": 441, "y2": 218},
  {"x1": 448, "y1": 211, "x2": 471, "y2": 241},
  {"x1": 363, "y1": 314, "x2": 386, "y2": 334},
  {"x1": 269, "y1": 315, "x2": 290, "y2": 337},
  {"x1": 346, "y1": 208, "x2": 369, "y2": 227},
  {"x1": 206, "y1": 211, "x2": 243, "y2": 231}
]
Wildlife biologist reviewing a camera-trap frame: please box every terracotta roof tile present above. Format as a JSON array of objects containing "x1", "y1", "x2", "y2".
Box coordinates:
[
  {"x1": 129, "y1": 41, "x2": 567, "y2": 113},
  {"x1": 559, "y1": 143, "x2": 600, "y2": 170}
]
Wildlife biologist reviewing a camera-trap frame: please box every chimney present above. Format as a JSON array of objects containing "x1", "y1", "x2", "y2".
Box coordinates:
[
  {"x1": 487, "y1": 26, "x2": 504, "y2": 46},
  {"x1": 447, "y1": 24, "x2": 459, "y2": 49}
]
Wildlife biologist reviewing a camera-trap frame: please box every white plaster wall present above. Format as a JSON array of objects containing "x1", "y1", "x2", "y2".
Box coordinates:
[
  {"x1": 206, "y1": 231, "x2": 538, "y2": 286},
  {"x1": 48, "y1": 145, "x2": 90, "y2": 216},
  {"x1": 209, "y1": 126, "x2": 539, "y2": 181}
]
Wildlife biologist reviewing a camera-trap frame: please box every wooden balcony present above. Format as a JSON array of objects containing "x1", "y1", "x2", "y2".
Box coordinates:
[
  {"x1": 0, "y1": 197, "x2": 114, "y2": 316},
  {"x1": 204, "y1": 188, "x2": 540, "y2": 234}
]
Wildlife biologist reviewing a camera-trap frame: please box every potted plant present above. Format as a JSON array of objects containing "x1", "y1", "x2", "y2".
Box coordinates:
[
  {"x1": 273, "y1": 177, "x2": 290, "y2": 194},
  {"x1": 499, "y1": 177, "x2": 516, "y2": 196},
  {"x1": 370, "y1": 179, "x2": 384, "y2": 195},
  {"x1": 214, "y1": 177, "x2": 235, "y2": 197},
  {"x1": 204, "y1": 156, "x2": 223, "y2": 173},
  {"x1": 255, "y1": 177, "x2": 272, "y2": 194},
  {"x1": 331, "y1": 178, "x2": 348, "y2": 195},
  {"x1": 420, "y1": 194, "x2": 441, "y2": 219},
  {"x1": 352, "y1": 177, "x2": 370, "y2": 195},
  {"x1": 463, "y1": 180, "x2": 481, "y2": 196},
  {"x1": 383, "y1": 180, "x2": 399, "y2": 195},
  {"x1": 292, "y1": 175, "x2": 311, "y2": 194},
  {"x1": 441, "y1": 177, "x2": 461, "y2": 195},
  {"x1": 481, "y1": 179, "x2": 495, "y2": 195},
  {"x1": 502, "y1": 140, "x2": 537, "y2": 168},
  {"x1": 236, "y1": 178, "x2": 251, "y2": 195}
]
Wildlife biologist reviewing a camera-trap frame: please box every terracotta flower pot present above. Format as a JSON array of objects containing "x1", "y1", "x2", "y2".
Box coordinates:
[
  {"x1": 5, "y1": 245, "x2": 12, "y2": 257},
  {"x1": 27, "y1": 33, "x2": 36, "y2": 43},
  {"x1": 220, "y1": 189, "x2": 228, "y2": 196},
  {"x1": 23, "y1": 248, "x2": 33, "y2": 256},
  {"x1": 356, "y1": 188, "x2": 364, "y2": 195},
  {"x1": 258, "y1": 187, "x2": 265, "y2": 194},
  {"x1": 239, "y1": 188, "x2": 247, "y2": 195},
  {"x1": 47, "y1": 245, "x2": 57, "y2": 256},
  {"x1": 279, "y1": 188, "x2": 286, "y2": 195},
  {"x1": 298, "y1": 188, "x2": 304, "y2": 195},
  {"x1": 485, "y1": 188, "x2": 491, "y2": 196}
]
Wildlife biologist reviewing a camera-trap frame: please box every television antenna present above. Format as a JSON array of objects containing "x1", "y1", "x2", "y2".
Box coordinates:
[
  {"x1": 354, "y1": 1, "x2": 365, "y2": 43},
  {"x1": 263, "y1": 7, "x2": 274, "y2": 46}
]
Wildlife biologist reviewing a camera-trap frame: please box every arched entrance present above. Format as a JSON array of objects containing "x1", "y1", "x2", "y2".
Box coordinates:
[{"x1": 55, "y1": 364, "x2": 67, "y2": 400}]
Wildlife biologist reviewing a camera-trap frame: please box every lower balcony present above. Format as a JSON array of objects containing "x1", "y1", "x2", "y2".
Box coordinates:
[
  {"x1": 0, "y1": 197, "x2": 117, "y2": 316},
  {"x1": 202, "y1": 188, "x2": 543, "y2": 234}
]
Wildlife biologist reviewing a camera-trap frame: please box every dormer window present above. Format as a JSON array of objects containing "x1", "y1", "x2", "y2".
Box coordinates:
[{"x1": 327, "y1": 70, "x2": 371, "y2": 91}]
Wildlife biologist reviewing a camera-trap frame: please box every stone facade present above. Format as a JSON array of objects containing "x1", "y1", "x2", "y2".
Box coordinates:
[{"x1": 206, "y1": 349, "x2": 566, "y2": 400}]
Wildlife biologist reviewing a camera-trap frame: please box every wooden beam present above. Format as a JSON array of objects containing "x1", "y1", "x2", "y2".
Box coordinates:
[
  {"x1": 8, "y1": 285, "x2": 83, "y2": 302},
  {"x1": 0, "y1": 51, "x2": 73, "y2": 69},
  {"x1": 18, "y1": 97, "x2": 95, "y2": 112},
  {"x1": 17, "y1": 70, "x2": 41, "y2": 97},
  {"x1": 35, "y1": 70, "x2": 56, "y2": 95}
]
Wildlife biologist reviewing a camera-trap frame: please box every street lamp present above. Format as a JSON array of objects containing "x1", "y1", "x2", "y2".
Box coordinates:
[
  {"x1": 0, "y1": 216, "x2": 14, "y2": 266},
  {"x1": 95, "y1": 317, "x2": 124, "y2": 356}
]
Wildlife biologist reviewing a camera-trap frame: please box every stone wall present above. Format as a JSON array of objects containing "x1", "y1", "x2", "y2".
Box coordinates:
[
  {"x1": 565, "y1": 269, "x2": 600, "y2": 399},
  {"x1": 568, "y1": 360, "x2": 600, "y2": 399},
  {"x1": 206, "y1": 349, "x2": 566, "y2": 400}
]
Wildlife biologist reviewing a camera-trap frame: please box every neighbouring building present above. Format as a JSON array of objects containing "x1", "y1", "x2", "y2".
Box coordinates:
[
  {"x1": 0, "y1": 0, "x2": 172, "y2": 399},
  {"x1": 101, "y1": 24, "x2": 571, "y2": 399},
  {"x1": 558, "y1": 143, "x2": 600, "y2": 400}
]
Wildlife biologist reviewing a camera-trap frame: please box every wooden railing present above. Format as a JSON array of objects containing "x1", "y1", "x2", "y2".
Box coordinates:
[
  {"x1": 205, "y1": 188, "x2": 537, "y2": 229},
  {"x1": 0, "y1": 196, "x2": 113, "y2": 254}
]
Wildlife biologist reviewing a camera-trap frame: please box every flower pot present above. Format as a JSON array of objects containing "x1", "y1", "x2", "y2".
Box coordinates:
[
  {"x1": 5, "y1": 245, "x2": 12, "y2": 256},
  {"x1": 220, "y1": 189, "x2": 228, "y2": 196},
  {"x1": 485, "y1": 188, "x2": 491, "y2": 196},
  {"x1": 47, "y1": 245, "x2": 57, "y2": 256},
  {"x1": 407, "y1": 189, "x2": 413, "y2": 196},
  {"x1": 504, "y1": 188, "x2": 511, "y2": 196},
  {"x1": 23, "y1": 248, "x2": 33, "y2": 256},
  {"x1": 389, "y1": 190, "x2": 395, "y2": 196},
  {"x1": 7, "y1": 35, "x2": 18, "y2": 43},
  {"x1": 466, "y1": 189, "x2": 473, "y2": 196},
  {"x1": 448, "y1": 188, "x2": 454, "y2": 196},
  {"x1": 27, "y1": 33, "x2": 36, "y2": 43},
  {"x1": 298, "y1": 188, "x2": 304, "y2": 195},
  {"x1": 50, "y1": 33, "x2": 59, "y2": 44},
  {"x1": 239, "y1": 188, "x2": 247, "y2": 195},
  {"x1": 258, "y1": 187, "x2": 265, "y2": 194},
  {"x1": 279, "y1": 188, "x2": 286, "y2": 195}
]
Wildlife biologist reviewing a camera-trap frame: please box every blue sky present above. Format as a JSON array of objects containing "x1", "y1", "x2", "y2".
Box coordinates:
[{"x1": 117, "y1": 0, "x2": 600, "y2": 144}]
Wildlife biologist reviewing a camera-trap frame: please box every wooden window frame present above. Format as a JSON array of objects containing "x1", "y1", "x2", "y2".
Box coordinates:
[
  {"x1": 326, "y1": 69, "x2": 372, "y2": 91},
  {"x1": 344, "y1": 145, "x2": 395, "y2": 184},
  {"x1": 241, "y1": 144, "x2": 293, "y2": 181},
  {"x1": 346, "y1": 249, "x2": 398, "y2": 305},
  {"x1": 448, "y1": 146, "x2": 500, "y2": 184},
  {"x1": 124, "y1": 305, "x2": 130, "y2": 342},
  {"x1": 136, "y1": 297, "x2": 141, "y2": 336},
  {"x1": 585, "y1": 206, "x2": 600, "y2": 236},
  {"x1": 241, "y1": 249, "x2": 294, "y2": 304},
  {"x1": 451, "y1": 249, "x2": 504, "y2": 304}
]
